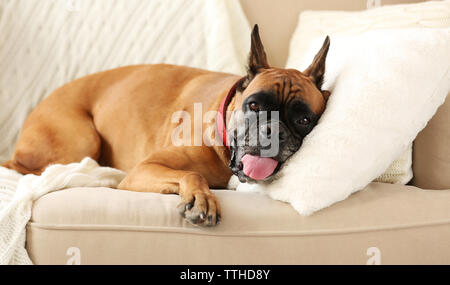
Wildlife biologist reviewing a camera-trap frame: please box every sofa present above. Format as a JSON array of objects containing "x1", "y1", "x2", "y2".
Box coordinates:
[{"x1": 16, "y1": 0, "x2": 450, "y2": 264}]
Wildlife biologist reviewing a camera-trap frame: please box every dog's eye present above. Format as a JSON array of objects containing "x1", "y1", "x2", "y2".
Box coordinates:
[
  {"x1": 296, "y1": 117, "x2": 310, "y2": 125},
  {"x1": 249, "y1": 102, "x2": 260, "y2": 112}
]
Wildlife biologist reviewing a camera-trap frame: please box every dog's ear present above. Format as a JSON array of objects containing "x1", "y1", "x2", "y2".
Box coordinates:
[
  {"x1": 322, "y1": 90, "x2": 331, "y2": 102},
  {"x1": 240, "y1": 24, "x2": 269, "y2": 90},
  {"x1": 304, "y1": 36, "x2": 330, "y2": 90}
]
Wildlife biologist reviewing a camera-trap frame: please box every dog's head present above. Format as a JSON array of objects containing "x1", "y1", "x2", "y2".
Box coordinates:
[{"x1": 227, "y1": 25, "x2": 331, "y2": 183}]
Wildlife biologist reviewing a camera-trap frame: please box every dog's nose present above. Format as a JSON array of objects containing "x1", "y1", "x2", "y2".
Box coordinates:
[
  {"x1": 259, "y1": 124, "x2": 272, "y2": 138},
  {"x1": 259, "y1": 121, "x2": 287, "y2": 142}
]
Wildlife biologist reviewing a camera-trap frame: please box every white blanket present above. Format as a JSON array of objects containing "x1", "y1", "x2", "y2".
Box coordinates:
[
  {"x1": 0, "y1": 0, "x2": 250, "y2": 162},
  {"x1": 0, "y1": 158, "x2": 125, "y2": 265}
]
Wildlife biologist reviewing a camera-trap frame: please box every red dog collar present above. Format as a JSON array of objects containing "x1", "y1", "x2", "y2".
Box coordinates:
[{"x1": 216, "y1": 77, "x2": 245, "y2": 149}]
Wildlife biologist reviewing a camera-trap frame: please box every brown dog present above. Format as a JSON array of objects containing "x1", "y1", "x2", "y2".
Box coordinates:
[{"x1": 2, "y1": 25, "x2": 330, "y2": 226}]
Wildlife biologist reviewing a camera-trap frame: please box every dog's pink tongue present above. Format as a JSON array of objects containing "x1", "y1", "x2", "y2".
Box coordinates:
[{"x1": 241, "y1": 154, "x2": 278, "y2": 180}]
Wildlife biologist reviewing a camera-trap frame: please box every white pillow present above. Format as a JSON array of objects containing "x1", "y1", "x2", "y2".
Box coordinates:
[
  {"x1": 287, "y1": 0, "x2": 450, "y2": 184},
  {"x1": 237, "y1": 28, "x2": 450, "y2": 215}
]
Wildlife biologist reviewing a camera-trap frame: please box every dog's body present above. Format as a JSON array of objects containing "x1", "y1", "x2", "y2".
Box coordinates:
[
  {"x1": 5, "y1": 64, "x2": 237, "y2": 184},
  {"x1": 2, "y1": 26, "x2": 331, "y2": 226}
]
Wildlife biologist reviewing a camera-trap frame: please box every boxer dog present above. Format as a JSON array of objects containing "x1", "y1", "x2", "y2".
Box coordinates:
[{"x1": 2, "y1": 25, "x2": 330, "y2": 227}]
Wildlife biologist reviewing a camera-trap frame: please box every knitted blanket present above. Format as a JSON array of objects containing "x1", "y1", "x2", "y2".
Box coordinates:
[
  {"x1": 0, "y1": 0, "x2": 250, "y2": 162},
  {"x1": 0, "y1": 158, "x2": 125, "y2": 265}
]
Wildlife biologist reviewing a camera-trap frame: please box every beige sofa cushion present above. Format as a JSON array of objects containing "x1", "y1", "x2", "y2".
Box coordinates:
[
  {"x1": 413, "y1": 94, "x2": 450, "y2": 189},
  {"x1": 27, "y1": 184, "x2": 450, "y2": 264}
]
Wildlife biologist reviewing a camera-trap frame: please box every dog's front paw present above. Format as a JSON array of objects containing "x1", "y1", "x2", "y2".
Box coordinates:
[{"x1": 177, "y1": 191, "x2": 221, "y2": 227}]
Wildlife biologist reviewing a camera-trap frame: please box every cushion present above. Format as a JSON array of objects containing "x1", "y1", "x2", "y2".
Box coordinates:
[
  {"x1": 238, "y1": 27, "x2": 450, "y2": 216},
  {"x1": 413, "y1": 94, "x2": 450, "y2": 189},
  {"x1": 27, "y1": 184, "x2": 450, "y2": 264},
  {"x1": 288, "y1": 1, "x2": 450, "y2": 65},
  {"x1": 285, "y1": 0, "x2": 450, "y2": 184}
]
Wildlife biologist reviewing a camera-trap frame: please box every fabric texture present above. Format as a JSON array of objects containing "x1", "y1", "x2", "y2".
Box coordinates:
[
  {"x1": 238, "y1": 28, "x2": 450, "y2": 215},
  {"x1": 0, "y1": 0, "x2": 251, "y2": 265},
  {"x1": 0, "y1": 158, "x2": 125, "y2": 265},
  {"x1": 27, "y1": 183, "x2": 450, "y2": 264},
  {"x1": 285, "y1": 0, "x2": 450, "y2": 184},
  {"x1": 288, "y1": 1, "x2": 450, "y2": 65},
  {"x1": 0, "y1": 0, "x2": 250, "y2": 163},
  {"x1": 412, "y1": 94, "x2": 450, "y2": 189}
]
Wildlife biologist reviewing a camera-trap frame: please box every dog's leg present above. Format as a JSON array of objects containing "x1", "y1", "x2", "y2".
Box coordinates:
[
  {"x1": 118, "y1": 151, "x2": 221, "y2": 227},
  {"x1": 6, "y1": 107, "x2": 101, "y2": 175}
]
